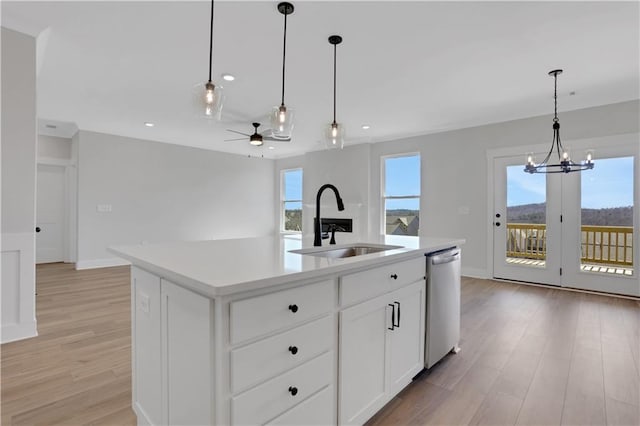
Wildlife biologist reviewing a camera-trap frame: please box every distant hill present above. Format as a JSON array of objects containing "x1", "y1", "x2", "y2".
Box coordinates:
[{"x1": 507, "y1": 203, "x2": 633, "y2": 226}]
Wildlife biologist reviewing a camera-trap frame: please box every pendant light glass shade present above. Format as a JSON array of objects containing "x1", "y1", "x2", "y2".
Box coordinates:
[
  {"x1": 325, "y1": 122, "x2": 345, "y2": 149},
  {"x1": 270, "y1": 105, "x2": 295, "y2": 140},
  {"x1": 271, "y1": 2, "x2": 295, "y2": 139},
  {"x1": 196, "y1": 0, "x2": 223, "y2": 119},
  {"x1": 325, "y1": 35, "x2": 344, "y2": 150},
  {"x1": 202, "y1": 81, "x2": 224, "y2": 119}
]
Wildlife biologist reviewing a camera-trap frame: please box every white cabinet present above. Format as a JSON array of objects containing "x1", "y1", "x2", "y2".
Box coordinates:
[
  {"x1": 131, "y1": 252, "x2": 432, "y2": 426},
  {"x1": 339, "y1": 280, "x2": 425, "y2": 425},
  {"x1": 131, "y1": 268, "x2": 212, "y2": 426}
]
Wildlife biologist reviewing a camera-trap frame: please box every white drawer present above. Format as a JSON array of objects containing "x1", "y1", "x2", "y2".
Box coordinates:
[
  {"x1": 340, "y1": 257, "x2": 424, "y2": 306},
  {"x1": 230, "y1": 316, "x2": 333, "y2": 394},
  {"x1": 268, "y1": 386, "x2": 334, "y2": 426},
  {"x1": 230, "y1": 280, "x2": 334, "y2": 344},
  {"x1": 231, "y1": 352, "x2": 332, "y2": 426}
]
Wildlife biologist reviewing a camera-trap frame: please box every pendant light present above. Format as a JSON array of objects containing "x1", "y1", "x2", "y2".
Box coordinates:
[
  {"x1": 200, "y1": 0, "x2": 223, "y2": 119},
  {"x1": 524, "y1": 69, "x2": 594, "y2": 174},
  {"x1": 325, "y1": 35, "x2": 344, "y2": 149},
  {"x1": 270, "y1": 2, "x2": 295, "y2": 140}
]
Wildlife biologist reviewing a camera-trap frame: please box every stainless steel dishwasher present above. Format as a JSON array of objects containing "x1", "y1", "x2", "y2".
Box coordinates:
[{"x1": 425, "y1": 248, "x2": 461, "y2": 369}]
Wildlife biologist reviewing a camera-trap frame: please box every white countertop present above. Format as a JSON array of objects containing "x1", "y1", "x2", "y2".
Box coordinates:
[{"x1": 109, "y1": 235, "x2": 464, "y2": 297}]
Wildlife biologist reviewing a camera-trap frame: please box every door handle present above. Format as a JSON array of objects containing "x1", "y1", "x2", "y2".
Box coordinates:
[
  {"x1": 35, "y1": 227, "x2": 41, "y2": 233},
  {"x1": 387, "y1": 304, "x2": 395, "y2": 330},
  {"x1": 495, "y1": 222, "x2": 501, "y2": 227},
  {"x1": 394, "y1": 301, "x2": 400, "y2": 328}
]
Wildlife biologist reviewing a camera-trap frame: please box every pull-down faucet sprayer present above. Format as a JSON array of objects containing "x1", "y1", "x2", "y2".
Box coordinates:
[{"x1": 314, "y1": 184, "x2": 344, "y2": 247}]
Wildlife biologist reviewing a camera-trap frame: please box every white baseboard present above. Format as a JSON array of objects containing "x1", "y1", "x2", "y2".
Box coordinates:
[
  {"x1": 75, "y1": 257, "x2": 131, "y2": 270},
  {"x1": 462, "y1": 267, "x2": 490, "y2": 279},
  {"x1": 1, "y1": 321, "x2": 38, "y2": 344}
]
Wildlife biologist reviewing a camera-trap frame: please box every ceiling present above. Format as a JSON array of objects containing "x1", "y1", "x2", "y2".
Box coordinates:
[{"x1": 2, "y1": 1, "x2": 638, "y2": 159}]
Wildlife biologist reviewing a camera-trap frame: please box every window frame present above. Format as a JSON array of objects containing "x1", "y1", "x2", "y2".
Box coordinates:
[
  {"x1": 280, "y1": 168, "x2": 303, "y2": 234},
  {"x1": 381, "y1": 153, "x2": 421, "y2": 236}
]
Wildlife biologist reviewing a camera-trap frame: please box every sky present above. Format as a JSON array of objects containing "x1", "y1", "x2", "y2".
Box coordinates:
[{"x1": 507, "y1": 156, "x2": 634, "y2": 208}]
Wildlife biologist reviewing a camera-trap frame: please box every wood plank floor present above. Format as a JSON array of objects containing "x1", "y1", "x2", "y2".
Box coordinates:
[
  {"x1": 367, "y1": 278, "x2": 640, "y2": 426},
  {"x1": 2, "y1": 264, "x2": 639, "y2": 425},
  {"x1": 1, "y1": 263, "x2": 136, "y2": 425}
]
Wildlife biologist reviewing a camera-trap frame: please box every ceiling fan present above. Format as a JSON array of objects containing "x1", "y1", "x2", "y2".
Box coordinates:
[{"x1": 225, "y1": 123, "x2": 291, "y2": 146}]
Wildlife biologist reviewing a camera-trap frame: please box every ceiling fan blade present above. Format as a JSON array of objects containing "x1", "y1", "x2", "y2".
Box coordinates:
[
  {"x1": 224, "y1": 137, "x2": 247, "y2": 142},
  {"x1": 264, "y1": 136, "x2": 291, "y2": 142},
  {"x1": 226, "y1": 129, "x2": 250, "y2": 136}
]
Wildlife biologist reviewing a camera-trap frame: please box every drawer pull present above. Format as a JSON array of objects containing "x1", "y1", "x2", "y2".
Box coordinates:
[
  {"x1": 288, "y1": 346, "x2": 298, "y2": 355},
  {"x1": 288, "y1": 386, "x2": 298, "y2": 396},
  {"x1": 390, "y1": 274, "x2": 398, "y2": 280},
  {"x1": 288, "y1": 304, "x2": 299, "y2": 313}
]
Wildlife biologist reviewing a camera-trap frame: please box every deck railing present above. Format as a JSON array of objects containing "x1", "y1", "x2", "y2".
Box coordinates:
[{"x1": 506, "y1": 223, "x2": 633, "y2": 266}]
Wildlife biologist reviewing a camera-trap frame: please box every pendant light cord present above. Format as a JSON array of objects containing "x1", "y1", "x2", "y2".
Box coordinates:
[
  {"x1": 333, "y1": 42, "x2": 337, "y2": 124},
  {"x1": 281, "y1": 11, "x2": 288, "y2": 106},
  {"x1": 553, "y1": 72, "x2": 558, "y2": 122},
  {"x1": 208, "y1": 0, "x2": 215, "y2": 83}
]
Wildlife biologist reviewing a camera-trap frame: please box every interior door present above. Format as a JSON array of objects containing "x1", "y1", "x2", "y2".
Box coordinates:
[
  {"x1": 493, "y1": 155, "x2": 562, "y2": 285},
  {"x1": 36, "y1": 164, "x2": 65, "y2": 263}
]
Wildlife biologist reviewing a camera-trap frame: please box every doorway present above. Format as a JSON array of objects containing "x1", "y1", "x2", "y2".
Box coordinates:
[
  {"x1": 492, "y1": 140, "x2": 639, "y2": 297},
  {"x1": 36, "y1": 164, "x2": 66, "y2": 264}
]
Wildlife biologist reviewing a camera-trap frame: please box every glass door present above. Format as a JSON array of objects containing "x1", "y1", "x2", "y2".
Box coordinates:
[
  {"x1": 493, "y1": 156, "x2": 562, "y2": 285},
  {"x1": 562, "y1": 147, "x2": 639, "y2": 296}
]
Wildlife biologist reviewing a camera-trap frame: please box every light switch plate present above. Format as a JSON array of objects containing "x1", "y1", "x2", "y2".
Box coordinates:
[
  {"x1": 96, "y1": 204, "x2": 112, "y2": 213},
  {"x1": 457, "y1": 206, "x2": 470, "y2": 215}
]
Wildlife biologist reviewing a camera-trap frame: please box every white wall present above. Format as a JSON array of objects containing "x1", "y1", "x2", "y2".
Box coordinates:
[
  {"x1": 276, "y1": 100, "x2": 640, "y2": 278},
  {"x1": 76, "y1": 131, "x2": 275, "y2": 269},
  {"x1": 274, "y1": 144, "x2": 370, "y2": 244},
  {"x1": 1, "y1": 28, "x2": 38, "y2": 343},
  {"x1": 38, "y1": 135, "x2": 72, "y2": 160}
]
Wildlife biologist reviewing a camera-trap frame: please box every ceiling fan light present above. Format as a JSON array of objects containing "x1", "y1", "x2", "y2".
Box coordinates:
[{"x1": 250, "y1": 135, "x2": 263, "y2": 146}]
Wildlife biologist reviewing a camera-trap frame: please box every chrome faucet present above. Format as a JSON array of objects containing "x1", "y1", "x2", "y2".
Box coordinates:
[{"x1": 314, "y1": 184, "x2": 345, "y2": 246}]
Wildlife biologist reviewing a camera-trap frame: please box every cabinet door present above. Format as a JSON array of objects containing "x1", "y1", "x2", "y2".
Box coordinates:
[
  {"x1": 339, "y1": 293, "x2": 391, "y2": 425},
  {"x1": 387, "y1": 281, "x2": 426, "y2": 395},
  {"x1": 161, "y1": 280, "x2": 213, "y2": 426}
]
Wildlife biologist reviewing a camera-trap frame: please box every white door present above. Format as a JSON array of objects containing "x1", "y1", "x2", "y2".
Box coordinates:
[
  {"x1": 561, "y1": 145, "x2": 639, "y2": 296},
  {"x1": 339, "y1": 292, "x2": 389, "y2": 425},
  {"x1": 493, "y1": 155, "x2": 562, "y2": 285},
  {"x1": 493, "y1": 143, "x2": 640, "y2": 297},
  {"x1": 36, "y1": 164, "x2": 66, "y2": 263},
  {"x1": 387, "y1": 281, "x2": 425, "y2": 396}
]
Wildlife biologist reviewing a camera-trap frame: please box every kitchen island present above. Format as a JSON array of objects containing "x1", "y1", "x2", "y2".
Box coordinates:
[{"x1": 110, "y1": 235, "x2": 464, "y2": 426}]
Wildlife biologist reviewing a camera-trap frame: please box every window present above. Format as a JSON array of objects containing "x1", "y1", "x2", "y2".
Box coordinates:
[
  {"x1": 282, "y1": 168, "x2": 303, "y2": 232},
  {"x1": 383, "y1": 154, "x2": 420, "y2": 236}
]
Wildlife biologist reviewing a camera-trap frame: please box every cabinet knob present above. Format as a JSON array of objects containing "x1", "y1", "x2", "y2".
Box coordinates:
[
  {"x1": 288, "y1": 304, "x2": 298, "y2": 313},
  {"x1": 288, "y1": 346, "x2": 298, "y2": 355},
  {"x1": 288, "y1": 386, "x2": 298, "y2": 396},
  {"x1": 390, "y1": 274, "x2": 398, "y2": 280}
]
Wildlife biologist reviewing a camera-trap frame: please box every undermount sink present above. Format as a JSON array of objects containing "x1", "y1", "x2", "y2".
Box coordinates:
[{"x1": 290, "y1": 244, "x2": 403, "y2": 259}]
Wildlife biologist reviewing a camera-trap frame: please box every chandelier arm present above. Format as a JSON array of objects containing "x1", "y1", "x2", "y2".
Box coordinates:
[{"x1": 208, "y1": 0, "x2": 214, "y2": 83}]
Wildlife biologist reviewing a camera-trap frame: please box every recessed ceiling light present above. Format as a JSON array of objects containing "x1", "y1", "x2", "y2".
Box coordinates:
[
  {"x1": 222, "y1": 74, "x2": 235, "y2": 81},
  {"x1": 361, "y1": 125, "x2": 371, "y2": 130},
  {"x1": 144, "y1": 122, "x2": 155, "y2": 127},
  {"x1": 268, "y1": 146, "x2": 275, "y2": 150}
]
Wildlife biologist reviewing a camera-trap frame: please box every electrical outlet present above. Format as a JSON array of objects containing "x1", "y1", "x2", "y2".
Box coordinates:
[{"x1": 138, "y1": 293, "x2": 150, "y2": 314}]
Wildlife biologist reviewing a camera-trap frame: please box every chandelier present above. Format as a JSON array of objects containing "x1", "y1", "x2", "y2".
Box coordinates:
[{"x1": 524, "y1": 69, "x2": 594, "y2": 174}]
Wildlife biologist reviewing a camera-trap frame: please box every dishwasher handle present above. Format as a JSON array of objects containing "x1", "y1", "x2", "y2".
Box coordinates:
[{"x1": 430, "y1": 250, "x2": 460, "y2": 265}]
